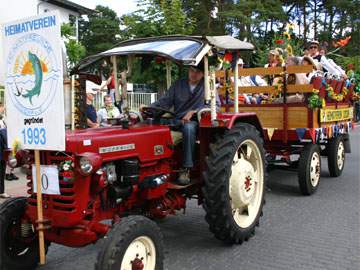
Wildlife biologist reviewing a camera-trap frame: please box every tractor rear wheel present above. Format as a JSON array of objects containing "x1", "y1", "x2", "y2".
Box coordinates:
[
  {"x1": 203, "y1": 123, "x2": 266, "y2": 244},
  {"x1": 0, "y1": 197, "x2": 49, "y2": 270},
  {"x1": 298, "y1": 144, "x2": 321, "y2": 195},
  {"x1": 95, "y1": 215, "x2": 164, "y2": 270},
  {"x1": 327, "y1": 135, "x2": 345, "y2": 177}
]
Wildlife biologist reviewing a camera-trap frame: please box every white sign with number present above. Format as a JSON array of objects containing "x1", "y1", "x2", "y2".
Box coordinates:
[
  {"x1": 2, "y1": 11, "x2": 65, "y2": 150},
  {"x1": 32, "y1": 165, "x2": 60, "y2": 195}
]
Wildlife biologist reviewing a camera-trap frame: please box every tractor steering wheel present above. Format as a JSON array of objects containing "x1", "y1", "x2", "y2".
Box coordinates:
[{"x1": 141, "y1": 106, "x2": 175, "y2": 119}]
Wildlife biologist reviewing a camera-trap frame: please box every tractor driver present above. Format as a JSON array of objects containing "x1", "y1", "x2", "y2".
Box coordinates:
[{"x1": 143, "y1": 63, "x2": 207, "y2": 185}]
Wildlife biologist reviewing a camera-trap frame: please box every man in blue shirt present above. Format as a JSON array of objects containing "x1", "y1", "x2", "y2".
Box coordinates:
[
  {"x1": 86, "y1": 89, "x2": 99, "y2": 128},
  {"x1": 149, "y1": 63, "x2": 207, "y2": 185}
]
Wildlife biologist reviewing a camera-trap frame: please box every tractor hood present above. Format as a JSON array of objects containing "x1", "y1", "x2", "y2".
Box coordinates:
[{"x1": 65, "y1": 124, "x2": 173, "y2": 162}]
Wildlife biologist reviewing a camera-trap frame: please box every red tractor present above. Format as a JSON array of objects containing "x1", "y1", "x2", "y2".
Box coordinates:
[{"x1": 0, "y1": 36, "x2": 266, "y2": 270}]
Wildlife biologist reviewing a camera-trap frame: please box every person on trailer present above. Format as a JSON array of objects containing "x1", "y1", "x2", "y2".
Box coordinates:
[
  {"x1": 97, "y1": 95, "x2": 122, "y2": 127},
  {"x1": 308, "y1": 40, "x2": 346, "y2": 78},
  {"x1": 144, "y1": 62, "x2": 208, "y2": 185},
  {"x1": 235, "y1": 59, "x2": 268, "y2": 104},
  {"x1": 302, "y1": 56, "x2": 323, "y2": 81}
]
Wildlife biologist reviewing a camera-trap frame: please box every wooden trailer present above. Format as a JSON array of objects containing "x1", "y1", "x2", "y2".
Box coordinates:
[{"x1": 217, "y1": 65, "x2": 355, "y2": 195}]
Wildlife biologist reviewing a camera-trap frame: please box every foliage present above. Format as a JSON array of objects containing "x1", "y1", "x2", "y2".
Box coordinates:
[
  {"x1": 61, "y1": 24, "x2": 86, "y2": 70},
  {"x1": 121, "y1": 0, "x2": 194, "y2": 39},
  {"x1": 79, "y1": 5, "x2": 121, "y2": 56}
]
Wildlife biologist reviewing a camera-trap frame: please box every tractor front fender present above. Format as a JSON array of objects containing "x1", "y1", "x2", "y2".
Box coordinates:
[{"x1": 200, "y1": 112, "x2": 263, "y2": 138}]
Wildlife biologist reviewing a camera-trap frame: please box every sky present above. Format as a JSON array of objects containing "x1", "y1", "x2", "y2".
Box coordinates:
[{"x1": 72, "y1": 0, "x2": 138, "y2": 16}]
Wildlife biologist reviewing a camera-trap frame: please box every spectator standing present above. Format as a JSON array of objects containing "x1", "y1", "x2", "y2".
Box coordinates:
[{"x1": 0, "y1": 103, "x2": 10, "y2": 198}]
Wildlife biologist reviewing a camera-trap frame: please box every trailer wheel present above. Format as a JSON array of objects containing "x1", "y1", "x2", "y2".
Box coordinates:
[
  {"x1": 0, "y1": 197, "x2": 49, "y2": 270},
  {"x1": 203, "y1": 123, "x2": 266, "y2": 244},
  {"x1": 298, "y1": 144, "x2": 321, "y2": 195},
  {"x1": 95, "y1": 215, "x2": 164, "y2": 270},
  {"x1": 327, "y1": 135, "x2": 345, "y2": 177}
]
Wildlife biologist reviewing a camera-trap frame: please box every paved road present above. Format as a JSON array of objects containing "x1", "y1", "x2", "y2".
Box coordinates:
[{"x1": 2, "y1": 129, "x2": 359, "y2": 270}]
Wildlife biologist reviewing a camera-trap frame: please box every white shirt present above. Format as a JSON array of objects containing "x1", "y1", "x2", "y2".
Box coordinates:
[{"x1": 97, "y1": 106, "x2": 122, "y2": 126}]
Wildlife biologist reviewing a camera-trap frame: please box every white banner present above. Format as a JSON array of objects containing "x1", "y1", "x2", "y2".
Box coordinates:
[
  {"x1": 32, "y1": 165, "x2": 60, "y2": 195},
  {"x1": 3, "y1": 11, "x2": 65, "y2": 150}
]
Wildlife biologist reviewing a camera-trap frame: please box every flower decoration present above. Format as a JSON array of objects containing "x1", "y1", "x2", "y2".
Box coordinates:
[
  {"x1": 284, "y1": 32, "x2": 291, "y2": 40},
  {"x1": 275, "y1": 39, "x2": 284, "y2": 45},
  {"x1": 333, "y1": 36, "x2": 352, "y2": 48},
  {"x1": 12, "y1": 140, "x2": 21, "y2": 157},
  {"x1": 222, "y1": 52, "x2": 233, "y2": 70}
]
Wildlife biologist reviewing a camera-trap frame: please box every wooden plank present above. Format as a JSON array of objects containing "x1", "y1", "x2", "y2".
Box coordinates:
[
  {"x1": 239, "y1": 67, "x2": 283, "y2": 76},
  {"x1": 238, "y1": 86, "x2": 277, "y2": 94},
  {"x1": 216, "y1": 65, "x2": 313, "y2": 79},
  {"x1": 287, "y1": 84, "x2": 313, "y2": 93},
  {"x1": 288, "y1": 107, "x2": 308, "y2": 128},
  {"x1": 235, "y1": 106, "x2": 284, "y2": 129},
  {"x1": 287, "y1": 65, "x2": 313, "y2": 74}
]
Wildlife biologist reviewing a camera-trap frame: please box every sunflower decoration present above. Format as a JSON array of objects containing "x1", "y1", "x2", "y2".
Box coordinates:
[{"x1": 273, "y1": 22, "x2": 296, "y2": 58}]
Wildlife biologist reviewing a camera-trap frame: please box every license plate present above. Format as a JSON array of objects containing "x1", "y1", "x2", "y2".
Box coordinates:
[{"x1": 32, "y1": 165, "x2": 60, "y2": 195}]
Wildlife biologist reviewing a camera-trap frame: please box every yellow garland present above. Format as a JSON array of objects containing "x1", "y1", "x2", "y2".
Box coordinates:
[
  {"x1": 326, "y1": 85, "x2": 349, "y2": 102},
  {"x1": 12, "y1": 139, "x2": 21, "y2": 157}
]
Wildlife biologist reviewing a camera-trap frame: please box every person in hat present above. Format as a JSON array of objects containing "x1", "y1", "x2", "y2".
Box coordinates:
[
  {"x1": 308, "y1": 40, "x2": 346, "y2": 78},
  {"x1": 302, "y1": 56, "x2": 323, "y2": 81},
  {"x1": 143, "y1": 61, "x2": 211, "y2": 185},
  {"x1": 86, "y1": 89, "x2": 99, "y2": 128}
]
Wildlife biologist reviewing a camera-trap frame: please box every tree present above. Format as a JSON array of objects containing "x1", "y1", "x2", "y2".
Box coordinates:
[
  {"x1": 79, "y1": 5, "x2": 121, "y2": 56},
  {"x1": 121, "y1": 0, "x2": 193, "y2": 38},
  {"x1": 61, "y1": 23, "x2": 86, "y2": 71}
]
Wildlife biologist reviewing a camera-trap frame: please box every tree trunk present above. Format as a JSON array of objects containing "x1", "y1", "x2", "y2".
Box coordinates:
[
  {"x1": 303, "y1": 2, "x2": 307, "y2": 42},
  {"x1": 313, "y1": 0, "x2": 318, "y2": 40},
  {"x1": 328, "y1": 7, "x2": 334, "y2": 40}
]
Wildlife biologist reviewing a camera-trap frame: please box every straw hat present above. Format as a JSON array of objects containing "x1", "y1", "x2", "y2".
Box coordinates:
[{"x1": 302, "y1": 56, "x2": 317, "y2": 69}]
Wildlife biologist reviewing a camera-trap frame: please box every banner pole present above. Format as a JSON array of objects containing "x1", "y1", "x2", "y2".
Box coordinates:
[{"x1": 34, "y1": 150, "x2": 46, "y2": 265}]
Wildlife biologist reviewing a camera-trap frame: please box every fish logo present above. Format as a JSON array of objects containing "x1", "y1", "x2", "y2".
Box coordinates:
[
  {"x1": 5, "y1": 33, "x2": 61, "y2": 117},
  {"x1": 15, "y1": 52, "x2": 44, "y2": 105}
]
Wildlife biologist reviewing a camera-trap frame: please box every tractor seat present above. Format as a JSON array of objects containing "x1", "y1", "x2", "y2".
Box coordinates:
[{"x1": 171, "y1": 131, "x2": 183, "y2": 145}]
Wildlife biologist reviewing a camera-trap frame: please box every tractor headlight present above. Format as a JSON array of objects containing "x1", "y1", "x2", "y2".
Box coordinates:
[
  {"x1": 80, "y1": 157, "x2": 93, "y2": 174},
  {"x1": 8, "y1": 156, "x2": 17, "y2": 168}
]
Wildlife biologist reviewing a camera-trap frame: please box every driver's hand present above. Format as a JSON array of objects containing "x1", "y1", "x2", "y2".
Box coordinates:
[{"x1": 182, "y1": 110, "x2": 196, "y2": 123}]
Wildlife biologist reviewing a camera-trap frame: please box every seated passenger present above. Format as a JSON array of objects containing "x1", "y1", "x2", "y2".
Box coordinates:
[
  {"x1": 97, "y1": 95, "x2": 123, "y2": 127},
  {"x1": 86, "y1": 89, "x2": 99, "y2": 128},
  {"x1": 233, "y1": 59, "x2": 268, "y2": 104},
  {"x1": 302, "y1": 56, "x2": 323, "y2": 81},
  {"x1": 308, "y1": 41, "x2": 347, "y2": 78},
  {"x1": 273, "y1": 57, "x2": 308, "y2": 104}
]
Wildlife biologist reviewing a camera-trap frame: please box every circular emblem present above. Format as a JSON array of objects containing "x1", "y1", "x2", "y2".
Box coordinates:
[{"x1": 5, "y1": 33, "x2": 61, "y2": 116}]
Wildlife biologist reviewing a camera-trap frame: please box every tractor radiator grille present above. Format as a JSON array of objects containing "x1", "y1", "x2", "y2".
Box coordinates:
[{"x1": 27, "y1": 151, "x2": 76, "y2": 212}]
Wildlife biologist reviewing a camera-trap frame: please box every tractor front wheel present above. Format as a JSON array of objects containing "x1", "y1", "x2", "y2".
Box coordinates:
[
  {"x1": 0, "y1": 197, "x2": 48, "y2": 270},
  {"x1": 203, "y1": 123, "x2": 266, "y2": 244},
  {"x1": 95, "y1": 215, "x2": 164, "y2": 270}
]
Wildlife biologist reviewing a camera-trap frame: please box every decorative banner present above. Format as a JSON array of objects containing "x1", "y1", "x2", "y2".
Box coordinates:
[
  {"x1": 320, "y1": 107, "x2": 353, "y2": 123},
  {"x1": 267, "y1": 128, "x2": 275, "y2": 141},
  {"x1": 296, "y1": 128, "x2": 306, "y2": 141},
  {"x1": 3, "y1": 11, "x2": 65, "y2": 151},
  {"x1": 309, "y1": 128, "x2": 316, "y2": 143}
]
